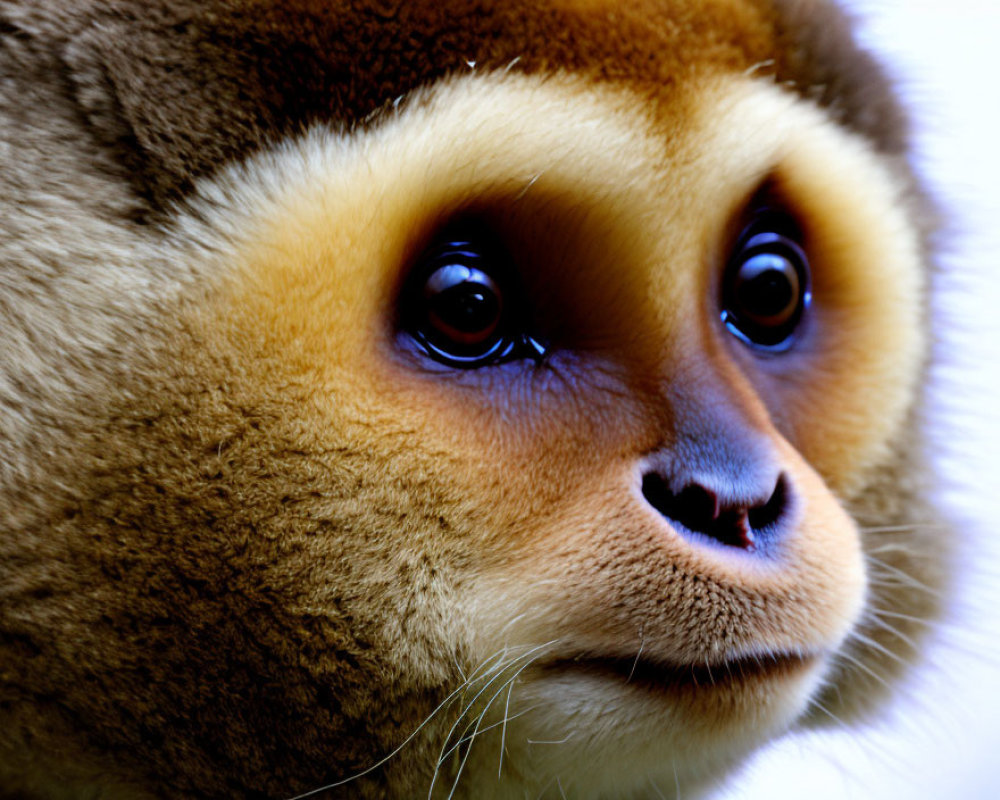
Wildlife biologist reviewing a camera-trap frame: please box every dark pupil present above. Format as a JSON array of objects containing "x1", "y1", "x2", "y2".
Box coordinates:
[
  {"x1": 734, "y1": 253, "x2": 799, "y2": 324},
  {"x1": 425, "y1": 263, "x2": 502, "y2": 343},
  {"x1": 431, "y1": 283, "x2": 498, "y2": 333}
]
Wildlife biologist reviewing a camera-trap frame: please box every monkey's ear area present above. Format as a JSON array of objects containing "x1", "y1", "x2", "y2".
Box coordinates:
[
  {"x1": 59, "y1": 18, "x2": 247, "y2": 205},
  {"x1": 770, "y1": 0, "x2": 910, "y2": 154}
]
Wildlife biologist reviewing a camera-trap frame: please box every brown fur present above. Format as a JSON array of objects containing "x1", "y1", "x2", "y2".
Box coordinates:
[
  {"x1": 1, "y1": 0, "x2": 903, "y2": 206},
  {"x1": 0, "y1": 2, "x2": 945, "y2": 798}
]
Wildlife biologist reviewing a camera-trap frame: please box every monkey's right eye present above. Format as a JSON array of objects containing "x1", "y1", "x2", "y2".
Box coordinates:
[
  {"x1": 403, "y1": 237, "x2": 531, "y2": 368},
  {"x1": 721, "y1": 213, "x2": 811, "y2": 351}
]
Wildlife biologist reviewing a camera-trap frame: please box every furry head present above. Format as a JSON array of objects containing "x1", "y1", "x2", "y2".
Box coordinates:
[{"x1": 0, "y1": 1, "x2": 945, "y2": 797}]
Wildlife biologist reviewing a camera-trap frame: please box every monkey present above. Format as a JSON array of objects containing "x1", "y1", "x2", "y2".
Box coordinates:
[{"x1": 0, "y1": 0, "x2": 950, "y2": 798}]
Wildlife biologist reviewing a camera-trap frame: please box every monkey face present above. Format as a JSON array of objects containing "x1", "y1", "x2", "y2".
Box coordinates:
[
  {"x1": 0, "y1": 1, "x2": 944, "y2": 798},
  {"x1": 188, "y1": 72, "x2": 925, "y2": 795}
]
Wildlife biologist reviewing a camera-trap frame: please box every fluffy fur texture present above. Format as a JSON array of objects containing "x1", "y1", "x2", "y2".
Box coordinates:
[{"x1": 0, "y1": 1, "x2": 946, "y2": 798}]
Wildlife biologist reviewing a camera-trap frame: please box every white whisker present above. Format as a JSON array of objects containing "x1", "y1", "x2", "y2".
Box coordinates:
[
  {"x1": 865, "y1": 558, "x2": 944, "y2": 597},
  {"x1": 847, "y1": 630, "x2": 909, "y2": 666},
  {"x1": 863, "y1": 611, "x2": 923, "y2": 650},
  {"x1": 627, "y1": 629, "x2": 646, "y2": 683},
  {"x1": 527, "y1": 733, "x2": 575, "y2": 745},
  {"x1": 498, "y1": 670, "x2": 516, "y2": 778},
  {"x1": 429, "y1": 641, "x2": 558, "y2": 799},
  {"x1": 447, "y1": 648, "x2": 554, "y2": 799},
  {"x1": 285, "y1": 648, "x2": 513, "y2": 799},
  {"x1": 859, "y1": 522, "x2": 948, "y2": 536},
  {"x1": 648, "y1": 775, "x2": 669, "y2": 799},
  {"x1": 830, "y1": 649, "x2": 892, "y2": 691},
  {"x1": 806, "y1": 696, "x2": 851, "y2": 732}
]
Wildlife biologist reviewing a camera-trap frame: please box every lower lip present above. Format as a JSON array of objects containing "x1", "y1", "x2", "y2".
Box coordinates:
[{"x1": 543, "y1": 651, "x2": 816, "y2": 693}]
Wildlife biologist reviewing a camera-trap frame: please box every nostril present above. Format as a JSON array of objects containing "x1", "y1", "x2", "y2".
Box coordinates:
[
  {"x1": 659, "y1": 481, "x2": 722, "y2": 538},
  {"x1": 747, "y1": 473, "x2": 787, "y2": 533},
  {"x1": 640, "y1": 472, "x2": 790, "y2": 551}
]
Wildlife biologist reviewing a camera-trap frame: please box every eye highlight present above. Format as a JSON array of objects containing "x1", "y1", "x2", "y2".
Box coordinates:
[
  {"x1": 721, "y1": 216, "x2": 811, "y2": 350},
  {"x1": 402, "y1": 230, "x2": 545, "y2": 368}
]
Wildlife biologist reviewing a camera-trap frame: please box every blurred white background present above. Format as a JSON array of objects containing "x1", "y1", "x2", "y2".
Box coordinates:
[{"x1": 720, "y1": 2, "x2": 1000, "y2": 799}]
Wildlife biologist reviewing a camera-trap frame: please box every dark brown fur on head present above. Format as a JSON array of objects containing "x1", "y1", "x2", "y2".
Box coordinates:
[
  {"x1": 3, "y1": 0, "x2": 905, "y2": 205},
  {"x1": 0, "y1": 1, "x2": 943, "y2": 798}
]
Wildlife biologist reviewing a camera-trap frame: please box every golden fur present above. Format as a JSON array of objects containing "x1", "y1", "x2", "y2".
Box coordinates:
[{"x1": 0, "y1": 1, "x2": 945, "y2": 798}]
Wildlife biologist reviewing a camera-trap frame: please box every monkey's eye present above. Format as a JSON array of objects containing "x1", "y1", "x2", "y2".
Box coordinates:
[
  {"x1": 721, "y1": 221, "x2": 811, "y2": 350},
  {"x1": 404, "y1": 236, "x2": 537, "y2": 368}
]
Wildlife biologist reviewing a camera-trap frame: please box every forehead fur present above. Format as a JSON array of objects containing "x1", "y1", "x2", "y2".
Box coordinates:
[{"x1": 2, "y1": 0, "x2": 905, "y2": 206}]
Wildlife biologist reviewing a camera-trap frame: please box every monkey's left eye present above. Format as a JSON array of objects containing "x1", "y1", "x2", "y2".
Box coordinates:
[
  {"x1": 403, "y1": 235, "x2": 540, "y2": 368},
  {"x1": 721, "y1": 220, "x2": 811, "y2": 350}
]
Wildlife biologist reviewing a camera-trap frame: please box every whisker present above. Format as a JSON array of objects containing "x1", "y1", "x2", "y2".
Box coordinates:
[
  {"x1": 806, "y1": 696, "x2": 852, "y2": 733},
  {"x1": 429, "y1": 641, "x2": 558, "y2": 799},
  {"x1": 627, "y1": 631, "x2": 646, "y2": 683},
  {"x1": 446, "y1": 648, "x2": 554, "y2": 800},
  {"x1": 446, "y1": 704, "x2": 540, "y2": 760},
  {"x1": 648, "y1": 775, "x2": 669, "y2": 800},
  {"x1": 862, "y1": 611, "x2": 922, "y2": 650},
  {"x1": 829, "y1": 649, "x2": 892, "y2": 691},
  {"x1": 453, "y1": 654, "x2": 468, "y2": 683},
  {"x1": 498, "y1": 669, "x2": 517, "y2": 778},
  {"x1": 440, "y1": 701, "x2": 538, "y2": 765},
  {"x1": 743, "y1": 58, "x2": 776, "y2": 77},
  {"x1": 445, "y1": 705, "x2": 491, "y2": 800},
  {"x1": 865, "y1": 559, "x2": 944, "y2": 597},
  {"x1": 428, "y1": 667, "x2": 511, "y2": 798},
  {"x1": 535, "y1": 774, "x2": 557, "y2": 800},
  {"x1": 846, "y1": 630, "x2": 908, "y2": 667},
  {"x1": 869, "y1": 608, "x2": 942, "y2": 627},
  {"x1": 285, "y1": 647, "x2": 513, "y2": 799},
  {"x1": 498, "y1": 611, "x2": 530, "y2": 638},
  {"x1": 527, "y1": 733, "x2": 575, "y2": 745},
  {"x1": 859, "y1": 522, "x2": 949, "y2": 536},
  {"x1": 430, "y1": 657, "x2": 518, "y2": 798}
]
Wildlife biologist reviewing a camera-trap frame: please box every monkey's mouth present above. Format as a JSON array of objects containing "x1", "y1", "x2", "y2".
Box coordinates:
[{"x1": 544, "y1": 650, "x2": 816, "y2": 692}]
